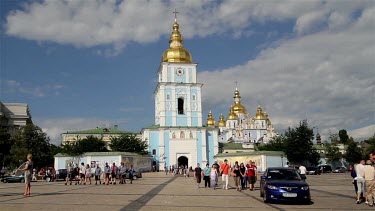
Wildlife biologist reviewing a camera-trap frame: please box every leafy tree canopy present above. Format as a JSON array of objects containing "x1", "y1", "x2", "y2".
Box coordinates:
[
  {"x1": 0, "y1": 128, "x2": 12, "y2": 168},
  {"x1": 364, "y1": 134, "x2": 375, "y2": 159},
  {"x1": 257, "y1": 135, "x2": 287, "y2": 151},
  {"x1": 325, "y1": 143, "x2": 342, "y2": 163},
  {"x1": 9, "y1": 124, "x2": 54, "y2": 169},
  {"x1": 339, "y1": 129, "x2": 350, "y2": 145},
  {"x1": 283, "y1": 120, "x2": 320, "y2": 165},
  {"x1": 62, "y1": 135, "x2": 108, "y2": 156},
  {"x1": 343, "y1": 138, "x2": 364, "y2": 164},
  {"x1": 109, "y1": 133, "x2": 148, "y2": 154}
]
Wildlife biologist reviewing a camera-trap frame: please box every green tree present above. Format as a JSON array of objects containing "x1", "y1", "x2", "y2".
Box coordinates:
[
  {"x1": 109, "y1": 133, "x2": 148, "y2": 154},
  {"x1": 325, "y1": 143, "x2": 342, "y2": 164},
  {"x1": 339, "y1": 129, "x2": 350, "y2": 145},
  {"x1": 9, "y1": 124, "x2": 53, "y2": 169},
  {"x1": 284, "y1": 120, "x2": 320, "y2": 165},
  {"x1": 258, "y1": 135, "x2": 287, "y2": 151},
  {"x1": 0, "y1": 128, "x2": 12, "y2": 167},
  {"x1": 343, "y1": 139, "x2": 363, "y2": 164},
  {"x1": 364, "y1": 134, "x2": 375, "y2": 158},
  {"x1": 329, "y1": 133, "x2": 340, "y2": 145},
  {"x1": 62, "y1": 135, "x2": 108, "y2": 156}
]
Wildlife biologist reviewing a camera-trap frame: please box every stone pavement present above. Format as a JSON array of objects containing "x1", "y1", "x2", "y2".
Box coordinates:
[{"x1": 0, "y1": 172, "x2": 373, "y2": 211}]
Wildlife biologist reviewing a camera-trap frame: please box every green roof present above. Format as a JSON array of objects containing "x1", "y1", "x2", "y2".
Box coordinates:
[
  {"x1": 55, "y1": 151, "x2": 152, "y2": 157},
  {"x1": 63, "y1": 127, "x2": 138, "y2": 134},
  {"x1": 222, "y1": 142, "x2": 244, "y2": 149},
  {"x1": 215, "y1": 151, "x2": 285, "y2": 157}
]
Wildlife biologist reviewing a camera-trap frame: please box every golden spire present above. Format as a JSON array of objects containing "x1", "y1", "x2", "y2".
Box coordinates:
[
  {"x1": 254, "y1": 105, "x2": 266, "y2": 120},
  {"x1": 206, "y1": 110, "x2": 216, "y2": 126},
  {"x1": 161, "y1": 9, "x2": 192, "y2": 63},
  {"x1": 217, "y1": 113, "x2": 226, "y2": 127},
  {"x1": 227, "y1": 106, "x2": 238, "y2": 120},
  {"x1": 231, "y1": 85, "x2": 247, "y2": 115}
]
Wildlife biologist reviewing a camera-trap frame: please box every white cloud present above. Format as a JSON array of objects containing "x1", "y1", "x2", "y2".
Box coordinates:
[
  {"x1": 3, "y1": 80, "x2": 63, "y2": 97},
  {"x1": 5, "y1": 1, "x2": 372, "y2": 54},
  {"x1": 348, "y1": 125, "x2": 375, "y2": 140},
  {"x1": 199, "y1": 6, "x2": 375, "y2": 140}
]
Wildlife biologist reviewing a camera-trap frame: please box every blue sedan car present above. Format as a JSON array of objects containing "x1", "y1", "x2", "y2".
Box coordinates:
[{"x1": 260, "y1": 167, "x2": 311, "y2": 204}]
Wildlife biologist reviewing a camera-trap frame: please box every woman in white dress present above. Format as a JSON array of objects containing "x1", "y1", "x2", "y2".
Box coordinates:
[{"x1": 210, "y1": 164, "x2": 219, "y2": 189}]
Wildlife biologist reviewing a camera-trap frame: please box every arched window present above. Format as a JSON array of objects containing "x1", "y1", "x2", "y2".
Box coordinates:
[
  {"x1": 152, "y1": 149, "x2": 156, "y2": 155},
  {"x1": 166, "y1": 94, "x2": 170, "y2": 100},
  {"x1": 178, "y1": 98, "x2": 184, "y2": 114},
  {"x1": 180, "y1": 131, "x2": 185, "y2": 139},
  {"x1": 192, "y1": 94, "x2": 196, "y2": 101}
]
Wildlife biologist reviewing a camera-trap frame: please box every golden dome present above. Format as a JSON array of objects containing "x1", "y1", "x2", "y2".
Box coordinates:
[
  {"x1": 227, "y1": 107, "x2": 238, "y2": 120},
  {"x1": 264, "y1": 112, "x2": 272, "y2": 125},
  {"x1": 217, "y1": 113, "x2": 226, "y2": 127},
  {"x1": 206, "y1": 111, "x2": 216, "y2": 126},
  {"x1": 231, "y1": 87, "x2": 247, "y2": 115},
  {"x1": 162, "y1": 20, "x2": 192, "y2": 63},
  {"x1": 254, "y1": 106, "x2": 266, "y2": 120}
]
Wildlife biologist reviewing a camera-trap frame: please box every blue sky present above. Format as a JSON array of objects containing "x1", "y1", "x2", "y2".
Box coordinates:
[{"x1": 1, "y1": 0, "x2": 374, "y2": 144}]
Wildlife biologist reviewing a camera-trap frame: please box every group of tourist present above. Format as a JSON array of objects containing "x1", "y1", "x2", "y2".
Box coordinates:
[
  {"x1": 65, "y1": 162, "x2": 134, "y2": 185},
  {"x1": 165, "y1": 165, "x2": 190, "y2": 176},
  {"x1": 351, "y1": 150, "x2": 375, "y2": 206},
  {"x1": 193, "y1": 159, "x2": 257, "y2": 191}
]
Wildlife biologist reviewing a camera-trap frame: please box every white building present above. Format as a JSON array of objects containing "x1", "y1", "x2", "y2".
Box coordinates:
[
  {"x1": 209, "y1": 88, "x2": 278, "y2": 144},
  {"x1": 0, "y1": 102, "x2": 32, "y2": 135},
  {"x1": 141, "y1": 17, "x2": 219, "y2": 171}
]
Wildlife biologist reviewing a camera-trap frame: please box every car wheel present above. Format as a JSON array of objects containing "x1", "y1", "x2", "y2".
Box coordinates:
[
  {"x1": 3, "y1": 180, "x2": 7, "y2": 183},
  {"x1": 21, "y1": 178, "x2": 25, "y2": 183},
  {"x1": 133, "y1": 176, "x2": 138, "y2": 180}
]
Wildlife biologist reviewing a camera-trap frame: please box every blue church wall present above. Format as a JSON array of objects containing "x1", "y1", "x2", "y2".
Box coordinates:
[
  {"x1": 188, "y1": 68, "x2": 193, "y2": 82},
  {"x1": 164, "y1": 131, "x2": 170, "y2": 167},
  {"x1": 176, "y1": 116, "x2": 187, "y2": 126},
  {"x1": 207, "y1": 132, "x2": 215, "y2": 165},
  {"x1": 197, "y1": 132, "x2": 202, "y2": 164},
  {"x1": 167, "y1": 67, "x2": 172, "y2": 81},
  {"x1": 166, "y1": 113, "x2": 172, "y2": 125},
  {"x1": 191, "y1": 117, "x2": 198, "y2": 127},
  {"x1": 149, "y1": 132, "x2": 160, "y2": 166}
]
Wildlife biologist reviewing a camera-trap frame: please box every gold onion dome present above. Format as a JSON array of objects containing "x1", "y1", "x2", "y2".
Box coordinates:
[
  {"x1": 227, "y1": 107, "x2": 238, "y2": 120},
  {"x1": 218, "y1": 113, "x2": 226, "y2": 127},
  {"x1": 264, "y1": 112, "x2": 272, "y2": 125},
  {"x1": 254, "y1": 106, "x2": 266, "y2": 120},
  {"x1": 206, "y1": 111, "x2": 216, "y2": 126},
  {"x1": 232, "y1": 87, "x2": 247, "y2": 115},
  {"x1": 162, "y1": 19, "x2": 192, "y2": 63}
]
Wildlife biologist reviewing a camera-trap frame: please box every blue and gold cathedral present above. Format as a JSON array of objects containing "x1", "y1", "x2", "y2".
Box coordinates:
[{"x1": 141, "y1": 16, "x2": 219, "y2": 170}]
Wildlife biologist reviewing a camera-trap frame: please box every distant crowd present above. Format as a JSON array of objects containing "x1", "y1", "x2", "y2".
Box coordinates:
[{"x1": 65, "y1": 162, "x2": 135, "y2": 185}]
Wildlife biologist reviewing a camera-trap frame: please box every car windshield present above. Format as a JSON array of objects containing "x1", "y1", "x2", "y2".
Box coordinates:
[{"x1": 267, "y1": 169, "x2": 301, "y2": 180}]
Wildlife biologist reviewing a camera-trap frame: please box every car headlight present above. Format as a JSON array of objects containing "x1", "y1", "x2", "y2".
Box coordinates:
[
  {"x1": 267, "y1": 185, "x2": 278, "y2": 190},
  {"x1": 301, "y1": 186, "x2": 309, "y2": 190}
]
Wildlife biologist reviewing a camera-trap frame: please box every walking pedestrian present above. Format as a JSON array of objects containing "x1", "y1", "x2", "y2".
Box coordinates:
[
  {"x1": 119, "y1": 163, "x2": 126, "y2": 184},
  {"x1": 194, "y1": 163, "x2": 202, "y2": 188},
  {"x1": 210, "y1": 164, "x2": 219, "y2": 189},
  {"x1": 246, "y1": 161, "x2": 257, "y2": 191},
  {"x1": 356, "y1": 159, "x2": 366, "y2": 204},
  {"x1": 79, "y1": 162, "x2": 86, "y2": 185},
  {"x1": 220, "y1": 159, "x2": 230, "y2": 190},
  {"x1": 95, "y1": 164, "x2": 102, "y2": 185},
  {"x1": 85, "y1": 164, "x2": 92, "y2": 185},
  {"x1": 18, "y1": 154, "x2": 33, "y2": 196},
  {"x1": 239, "y1": 163, "x2": 246, "y2": 190},
  {"x1": 232, "y1": 162, "x2": 241, "y2": 191},
  {"x1": 110, "y1": 163, "x2": 117, "y2": 185},
  {"x1": 203, "y1": 164, "x2": 211, "y2": 188},
  {"x1": 364, "y1": 160, "x2": 375, "y2": 206},
  {"x1": 104, "y1": 163, "x2": 110, "y2": 185},
  {"x1": 128, "y1": 164, "x2": 134, "y2": 184}
]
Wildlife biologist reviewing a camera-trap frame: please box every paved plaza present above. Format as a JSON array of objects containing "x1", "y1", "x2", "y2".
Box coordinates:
[{"x1": 0, "y1": 172, "x2": 373, "y2": 211}]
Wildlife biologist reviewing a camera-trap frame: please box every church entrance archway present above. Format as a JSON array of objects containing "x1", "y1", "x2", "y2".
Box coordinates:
[{"x1": 178, "y1": 156, "x2": 188, "y2": 167}]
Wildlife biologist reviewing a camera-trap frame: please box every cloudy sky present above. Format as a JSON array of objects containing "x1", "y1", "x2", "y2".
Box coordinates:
[{"x1": 1, "y1": 0, "x2": 374, "y2": 145}]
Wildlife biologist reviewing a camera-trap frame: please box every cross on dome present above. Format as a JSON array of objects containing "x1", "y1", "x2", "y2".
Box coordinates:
[{"x1": 173, "y1": 8, "x2": 179, "y2": 21}]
